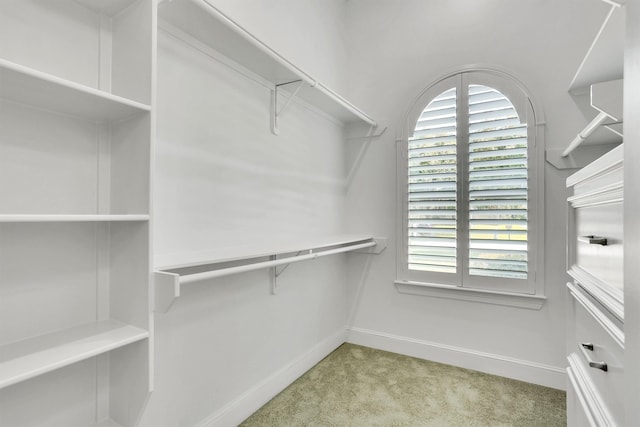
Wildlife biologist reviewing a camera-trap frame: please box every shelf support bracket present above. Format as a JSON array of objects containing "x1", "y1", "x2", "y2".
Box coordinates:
[
  {"x1": 271, "y1": 80, "x2": 305, "y2": 135},
  {"x1": 155, "y1": 272, "x2": 180, "y2": 313},
  {"x1": 271, "y1": 251, "x2": 305, "y2": 294},
  {"x1": 270, "y1": 255, "x2": 278, "y2": 294}
]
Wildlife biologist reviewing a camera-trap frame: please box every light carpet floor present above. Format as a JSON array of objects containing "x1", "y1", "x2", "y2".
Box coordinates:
[{"x1": 240, "y1": 343, "x2": 566, "y2": 426}]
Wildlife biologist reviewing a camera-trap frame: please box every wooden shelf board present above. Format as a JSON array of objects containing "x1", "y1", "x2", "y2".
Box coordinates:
[
  {"x1": 0, "y1": 59, "x2": 151, "y2": 122},
  {"x1": 158, "y1": 0, "x2": 375, "y2": 126},
  {"x1": 155, "y1": 234, "x2": 375, "y2": 271},
  {"x1": 0, "y1": 214, "x2": 150, "y2": 223},
  {"x1": 0, "y1": 320, "x2": 148, "y2": 389}
]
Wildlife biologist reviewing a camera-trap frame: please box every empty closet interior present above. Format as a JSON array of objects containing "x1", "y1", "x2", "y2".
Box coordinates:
[{"x1": 0, "y1": 0, "x2": 637, "y2": 426}]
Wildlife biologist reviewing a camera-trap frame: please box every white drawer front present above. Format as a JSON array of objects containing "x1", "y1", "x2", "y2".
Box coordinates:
[
  {"x1": 567, "y1": 365, "x2": 599, "y2": 427},
  {"x1": 572, "y1": 298, "x2": 624, "y2": 426},
  {"x1": 574, "y1": 202, "x2": 623, "y2": 294}
]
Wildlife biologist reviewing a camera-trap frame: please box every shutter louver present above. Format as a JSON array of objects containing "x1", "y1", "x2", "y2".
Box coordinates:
[
  {"x1": 408, "y1": 88, "x2": 457, "y2": 273},
  {"x1": 468, "y1": 85, "x2": 528, "y2": 280}
]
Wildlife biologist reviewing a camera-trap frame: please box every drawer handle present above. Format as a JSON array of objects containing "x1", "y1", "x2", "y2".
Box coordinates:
[
  {"x1": 580, "y1": 342, "x2": 608, "y2": 372},
  {"x1": 579, "y1": 235, "x2": 608, "y2": 246}
]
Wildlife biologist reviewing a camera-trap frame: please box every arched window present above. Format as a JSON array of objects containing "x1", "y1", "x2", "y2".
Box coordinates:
[{"x1": 398, "y1": 70, "x2": 543, "y2": 295}]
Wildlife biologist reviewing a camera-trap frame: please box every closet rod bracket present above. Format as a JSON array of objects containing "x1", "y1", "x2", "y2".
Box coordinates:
[
  {"x1": 271, "y1": 250, "x2": 307, "y2": 294},
  {"x1": 271, "y1": 80, "x2": 305, "y2": 135}
]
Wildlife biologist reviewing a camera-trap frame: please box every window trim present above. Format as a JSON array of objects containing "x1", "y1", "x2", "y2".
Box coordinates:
[{"x1": 396, "y1": 66, "x2": 546, "y2": 302}]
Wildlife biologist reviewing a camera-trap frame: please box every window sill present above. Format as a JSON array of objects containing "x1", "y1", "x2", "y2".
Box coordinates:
[{"x1": 394, "y1": 280, "x2": 546, "y2": 310}]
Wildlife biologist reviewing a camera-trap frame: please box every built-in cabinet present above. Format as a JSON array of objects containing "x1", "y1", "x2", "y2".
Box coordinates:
[
  {"x1": 565, "y1": 1, "x2": 626, "y2": 425},
  {"x1": 0, "y1": 0, "x2": 155, "y2": 426},
  {"x1": 566, "y1": 145, "x2": 624, "y2": 426}
]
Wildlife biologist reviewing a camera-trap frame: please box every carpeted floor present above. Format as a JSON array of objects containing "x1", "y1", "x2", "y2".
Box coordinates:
[{"x1": 240, "y1": 343, "x2": 566, "y2": 426}]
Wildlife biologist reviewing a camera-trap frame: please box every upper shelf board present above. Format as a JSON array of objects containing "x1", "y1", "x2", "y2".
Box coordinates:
[
  {"x1": 158, "y1": 0, "x2": 376, "y2": 127},
  {"x1": 0, "y1": 59, "x2": 151, "y2": 122},
  {"x1": 569, "y1": 2, "x2": 625, "y2": 94},
  {"x1": 73, "y1": 0, "x2": 139, "y2": 16}
]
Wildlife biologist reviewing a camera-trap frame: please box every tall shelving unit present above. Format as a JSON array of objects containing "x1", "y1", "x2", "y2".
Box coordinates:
[{"x1": 0, "y1": 0, "x2": 155, "y2": 426}]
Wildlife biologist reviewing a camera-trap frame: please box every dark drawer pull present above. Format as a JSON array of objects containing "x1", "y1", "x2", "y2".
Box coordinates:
[
  {"x1": 579, "y1": 235, "x2": 608, "y2": 245},
  {"x1": 589, "y1": 361, "x2": 608, "y2": 371},
  {"x1": 580, "y1": 342, "x2": 608, "y2": 372}
]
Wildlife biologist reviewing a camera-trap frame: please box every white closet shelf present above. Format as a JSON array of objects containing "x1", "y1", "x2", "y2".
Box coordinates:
[
  {"x1": 158, "y1": 0, "x2": 376, "y2": 128},
  {"x1": 0, "y1": 59, "x2": 151, "y2": 122},
  {"x1": 548, "y1": 79, "x2": 623, "y2": 169},
  {"x1": 0, "y1": 214, "x2": 150, "y2": 223},
  {"x1": 73, "y1": 0, "x2": 140, "y2": 16},
  {"x1": 569, "y1": 0, "x2": 625, "y2": 94},
  {"x1": 0, "y1": 320, "x2": 148, "y2": 389},
  {"x1": 154, "y1": 235, "x2": 386, "y2": 312}
]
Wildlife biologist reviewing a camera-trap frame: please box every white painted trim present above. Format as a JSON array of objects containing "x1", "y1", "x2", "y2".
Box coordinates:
[
  {"x1": 567, "y1": 353, "x2": 616, "y2": 426},
  {"x1": 194, "y1": 329, "x2": 347, "y2": 427},
  {"x1": 566, "y1": 144, "x2": 623, "y2": 188},
  {"x1": 567, "y1": 282, "x2": 624, "y2": 348},
  {"x1": 394, "y1": 280, "x2": 546, "y2": 310},
  {"x1": 567, "y1": 181, "x2": 623, "y2": 208},
  {"x1": 567, "y1": 366, "x2": 599, "y2": 427},
  {"x1": 568, "y1": 266, "x2": 624, "y2": 322},
  {"x1": 346, "y1": 327, "x2": 566, "y2": 390}
]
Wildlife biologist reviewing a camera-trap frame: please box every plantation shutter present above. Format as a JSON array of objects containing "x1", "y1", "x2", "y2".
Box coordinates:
[
  {"x1": 467, "y1": 85, "x2": 528, "y2": 280},
  {"x1": 407, "y1": 88, "x2": 458, "y2": 274},
  {"x1": 407, "y1": 82, "x2": 528, "y2": 281}
]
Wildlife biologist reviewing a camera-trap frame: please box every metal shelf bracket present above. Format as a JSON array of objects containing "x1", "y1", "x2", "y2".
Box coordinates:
[
  {"x1": 271, "y1": 251, "x2": 306, "y2": 294},
  {"x1": 271, "y1": 79, "x2": 305, "y2": 135}
]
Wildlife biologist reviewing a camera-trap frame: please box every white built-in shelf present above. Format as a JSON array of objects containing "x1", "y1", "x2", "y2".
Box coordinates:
[
  {"x1": 548, "y1": 1, "x2": 625, "y2": 169},
  {"x1": 74, "y1": 0, "x2": 140, "y2": 16},
  {"x1": 0, "y1": 215, "x2": 150, "y2": 223},
  {"x1": 0, "y1": 320, "x2": 148, "y2": 389},
  {"x1": 154, "y1": 235, "x2": 386, "y2": 312},
  {"x1": 158, "y1": 0, "x2": 376, "y2": 128},
  {"x1": 0, "y1": 59, "x2": 151, "y2": 122},
  {"x1": 569, "y1": 1, "x2": 625, "y2": 94}
]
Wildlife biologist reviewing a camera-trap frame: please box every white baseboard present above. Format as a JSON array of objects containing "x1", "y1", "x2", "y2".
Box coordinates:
[
  {"x1": 346, "y1": 327, "x2": 566, "y2": 391},
  {"x1": 195, "y1": 329, "x2": 347, "y2": 427}
]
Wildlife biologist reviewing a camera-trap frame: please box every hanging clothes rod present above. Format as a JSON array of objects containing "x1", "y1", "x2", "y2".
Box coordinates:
[
  {"x1": 562, "y1": 111, "x2": 612, "y2": 157},
  {"x1": 154, "y1": 236, "x2": 386, "y2": 312},
  {"x1": 179, "y1": 240, "x2": 376, "y2": 285}
]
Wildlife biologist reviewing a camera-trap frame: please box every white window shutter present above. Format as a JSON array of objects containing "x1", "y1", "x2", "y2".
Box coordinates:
[
  {"x1": 407, "y1": 88, "x2": 458, "y2": 274},
  {"x1": 407, "y1": 84, "x2": 528, "y2": 280},
  {"x1": 468, "y1": 85, "x2": 528, "y2": 280}
]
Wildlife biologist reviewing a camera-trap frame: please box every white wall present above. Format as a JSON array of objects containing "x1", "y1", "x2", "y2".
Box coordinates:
[
  {"x1": 141, "y1": 1, "x2": 353, "y2": 426},
  {"x1": 343, "y1": 0, "x2": 611, "y2": 389}
]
